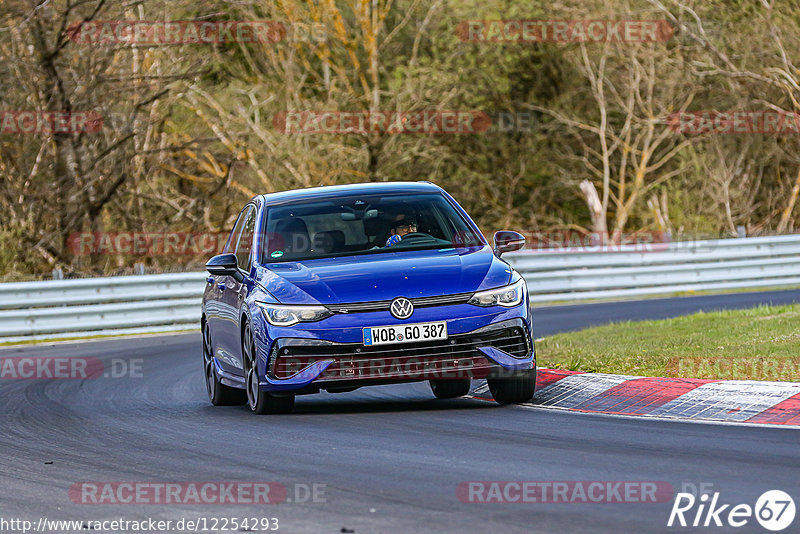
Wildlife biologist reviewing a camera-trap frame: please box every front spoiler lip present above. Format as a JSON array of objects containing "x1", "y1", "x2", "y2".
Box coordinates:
[
  {"x1": 476, "y1": 346, "x2": 535, "y2": 371},
  {"x1": 259, "y1": 359, "x2": 335, "y2": 391},
  {"x1": 258, "y1": 346, "x2": 534, "y2": 392},
  {"x1": 214, "y1": 356, "x2": 338, "y2": 392}
]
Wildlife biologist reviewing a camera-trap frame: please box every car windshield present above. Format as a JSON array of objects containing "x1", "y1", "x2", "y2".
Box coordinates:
[{"x1": 260, "y1": 192, "x2": 484, "y2": 263}]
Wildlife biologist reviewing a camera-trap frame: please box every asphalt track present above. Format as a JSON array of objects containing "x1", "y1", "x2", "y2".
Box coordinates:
[{"x1": 1, "y1": 290, "x2": 799, "y2": 533}]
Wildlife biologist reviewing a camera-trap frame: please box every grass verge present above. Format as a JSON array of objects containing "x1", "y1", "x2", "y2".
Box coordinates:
[
  {"x1": 533, "y1": 283, "x2": 800, "y2": 306},
  {"x1": 537, "y1": 304, "x2": 800, "y2": 381}
]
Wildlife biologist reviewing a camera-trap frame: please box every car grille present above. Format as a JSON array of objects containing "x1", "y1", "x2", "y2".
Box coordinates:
[
  {"x1": 270, "y1": 324, "x2": 530, "y2": 381},
  {"x1": 324, "y1": 292, "x2": 473, "y2": 314}
]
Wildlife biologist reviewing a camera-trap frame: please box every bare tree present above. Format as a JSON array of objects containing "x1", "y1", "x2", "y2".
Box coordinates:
[
  {"x1": 529, "y1": 29, "x2": 695, "y2": 241},
  {"x1": 0, "y1": 0, "x2": 196, "y2": 275}
]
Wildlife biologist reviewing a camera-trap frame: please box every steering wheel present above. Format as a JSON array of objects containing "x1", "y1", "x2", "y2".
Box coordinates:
[{"x1": 398, "y1": 232, "x2": 433, "y2": 244}]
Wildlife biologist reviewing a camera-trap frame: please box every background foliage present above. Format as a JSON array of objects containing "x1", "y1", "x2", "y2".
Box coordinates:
[{"x1": 2, "y1": 0, "x2": 800, "y2": 278}]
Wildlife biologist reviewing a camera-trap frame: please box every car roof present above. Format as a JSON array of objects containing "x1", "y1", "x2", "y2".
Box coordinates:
[{"x1": 257, "y1": 181, "x2": 443, "y2": 206}]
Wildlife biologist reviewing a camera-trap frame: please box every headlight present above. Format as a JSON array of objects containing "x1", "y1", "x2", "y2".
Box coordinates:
[
  {"x1": 468, "y1": 278, "x2": 526, "y2": 307},
  {"x1": 256, "y1": 302, "x2": 332, "y2": 327}
]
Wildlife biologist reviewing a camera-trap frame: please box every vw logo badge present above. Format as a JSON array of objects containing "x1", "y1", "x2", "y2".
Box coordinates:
[{"x1": 390, "y1": 297, "x2": 414, "y2": 320}]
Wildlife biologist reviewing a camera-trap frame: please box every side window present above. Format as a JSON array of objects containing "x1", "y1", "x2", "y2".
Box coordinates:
[
  {"x1": 223, "y1": 209, "x2": 248, "y2": 254},
  {"x1": 235, "y1": 207, "x2": 256, "y2": 272}
]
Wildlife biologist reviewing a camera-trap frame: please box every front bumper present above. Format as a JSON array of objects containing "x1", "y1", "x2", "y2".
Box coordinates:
[{"x1": 258, "y1": 318, "x2": 535, "y2": 393}]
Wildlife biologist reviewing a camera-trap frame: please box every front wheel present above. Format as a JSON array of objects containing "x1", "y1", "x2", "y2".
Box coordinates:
[
  {"x1": 430, "y1": 379, "x2": 471, "y2": 399},
  {"x1": 487, "y1": 370, "x2": 536, "y2": 404},
  {"x1": 243, "y1": 322, "x2": 295, "y2": 414},
  {"x1": 203, "y1": 322, "x2": 246, "y2": 406}
]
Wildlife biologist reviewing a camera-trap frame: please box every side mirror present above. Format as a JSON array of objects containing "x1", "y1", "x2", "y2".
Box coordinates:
[
  {"x1": 206, "y1": 253, "x2": 242, "y2": 281},
  {"x1": 493, "y1": 231, "x2": 526, "y2": 257}
]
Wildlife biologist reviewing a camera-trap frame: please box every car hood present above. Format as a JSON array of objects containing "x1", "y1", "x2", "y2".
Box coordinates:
[{"x1": 257, "y1": 246, "x2": 512, "y2": 305}]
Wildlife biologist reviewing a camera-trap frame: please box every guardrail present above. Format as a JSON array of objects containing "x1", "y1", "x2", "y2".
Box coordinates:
[
  {"x1": 1, "y1": 235, "x2": 799, "y2": 342},
  {"x1": 0, "y1": 272, "x2": 206, "y2": 341},
  {"x1": 506, "y1": 234, "x2": 800, "y2": 302}
]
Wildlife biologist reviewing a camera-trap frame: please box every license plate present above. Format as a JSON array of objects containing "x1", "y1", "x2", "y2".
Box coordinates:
[{"x1": 363, "y1": 321, "x2": 447, "y2": 346}]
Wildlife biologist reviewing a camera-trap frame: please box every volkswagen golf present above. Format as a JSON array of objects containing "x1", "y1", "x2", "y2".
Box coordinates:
[{"x1": 201, "y1": 182, "x2": 536, "y2": 413}]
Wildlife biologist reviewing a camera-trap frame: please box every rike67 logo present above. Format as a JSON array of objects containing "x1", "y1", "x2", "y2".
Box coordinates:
[{"x1": 668, "y1": 490, "x2": 795, "y2": 531}]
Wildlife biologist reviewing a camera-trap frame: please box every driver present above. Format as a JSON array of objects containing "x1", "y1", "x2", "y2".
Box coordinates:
[{"x1": 384, "y1": 213, "x2": 418, "y2": 247}]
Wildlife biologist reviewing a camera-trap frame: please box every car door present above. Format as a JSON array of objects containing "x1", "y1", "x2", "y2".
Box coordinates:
[
  {"x1": 227, "y1": 205, "x2": 257, "y2": 373},
  {"x1": 209, "y1": 207, "x2": 250, "y2": 374}
]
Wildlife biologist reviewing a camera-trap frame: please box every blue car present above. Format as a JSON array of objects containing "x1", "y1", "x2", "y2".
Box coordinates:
[{"x1": 202, "y1": 182, "x2": 536, "y2": 414}]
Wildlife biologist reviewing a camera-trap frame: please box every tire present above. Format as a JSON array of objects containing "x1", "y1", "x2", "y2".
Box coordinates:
[
  {"x1": 243, "y1": 321, "x2": 295, "y2": 415},
  {"x1": 487, "y1": 370, "x2": 536, "y2": 404},
  {"x1": 203, "y1": 321, "x2": 246, "y2": 406},
  {"x1": 430, "y1": 379, "x2": 471, "y2": 399}
]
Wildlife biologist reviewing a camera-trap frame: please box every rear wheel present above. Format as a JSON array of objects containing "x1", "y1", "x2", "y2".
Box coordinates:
[
  {"x1": 203, "y1": 322, "x2": 246, "y2": 406},
  {"x1": 487, "y1": 370, "x2": 536, "y2": 404},
  {"x1": 243, "y1": 322, "x2": 295, "y2": 414},
  {"x1": 430, "y1": 379, "x2": 471, "y2": 399}
]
